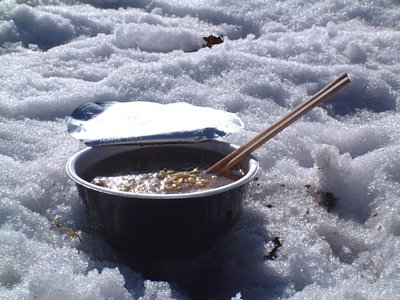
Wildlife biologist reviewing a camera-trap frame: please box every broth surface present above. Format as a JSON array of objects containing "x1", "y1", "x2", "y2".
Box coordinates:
[{"x1": 86, "y1": 146, "x2": 245, "y2": 194}]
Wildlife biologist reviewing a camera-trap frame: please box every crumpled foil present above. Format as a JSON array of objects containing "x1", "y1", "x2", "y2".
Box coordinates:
[{"x1": 67, "y1": 101, "x2": 244, "y2": 146}]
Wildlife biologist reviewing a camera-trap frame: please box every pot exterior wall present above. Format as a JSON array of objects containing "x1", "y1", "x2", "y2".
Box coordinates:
[{"x1": 77, "y1": 182, "x2": 248, "y2": 258}]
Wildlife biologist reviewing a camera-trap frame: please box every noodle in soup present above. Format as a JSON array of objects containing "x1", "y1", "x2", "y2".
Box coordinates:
[
  {"x1": 86, "y1": 146, "x2": 244, "y2": 194},
  {"x1": 91, "y1": 167, "x2": 241, "y2": 194}
]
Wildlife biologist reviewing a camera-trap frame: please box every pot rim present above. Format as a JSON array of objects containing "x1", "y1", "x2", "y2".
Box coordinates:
[{"x1": 66, "y1": 142, "x2": 259, "y2": 200}]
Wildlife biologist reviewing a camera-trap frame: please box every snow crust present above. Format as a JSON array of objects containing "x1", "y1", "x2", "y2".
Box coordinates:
[{"x1": 1, "y1": 0, "x2": 400, "y2": 299}]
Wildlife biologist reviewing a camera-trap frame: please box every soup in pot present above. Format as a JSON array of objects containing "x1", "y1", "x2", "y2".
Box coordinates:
[{"x1": 85, "y1": 146, "x2": 244, "y2": 194}]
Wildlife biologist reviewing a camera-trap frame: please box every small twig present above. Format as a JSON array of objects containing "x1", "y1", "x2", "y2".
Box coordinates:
[
  {"x1": 54, "y1": 217, "x2": 82, "y2": 243},
  {"x1": 203, "y1": 35, "x2": 224, "y2": 48},
  {"x1": 264, "y1": 237, "x2": 282, "y2": 260}
]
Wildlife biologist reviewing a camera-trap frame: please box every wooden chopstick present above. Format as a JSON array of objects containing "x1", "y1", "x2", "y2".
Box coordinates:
[{"x1": 206, "y1": 73, "x2": 351, "y2": 174}]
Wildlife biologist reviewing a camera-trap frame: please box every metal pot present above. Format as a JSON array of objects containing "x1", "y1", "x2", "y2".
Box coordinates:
[{"x1": 66, "y1": 141, "x2": 258, "y2": 258}]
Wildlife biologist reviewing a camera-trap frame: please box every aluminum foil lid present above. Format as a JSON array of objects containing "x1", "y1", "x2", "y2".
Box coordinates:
[{"x1": 67, "y1": 101, "x2": 244, "y2": 146}]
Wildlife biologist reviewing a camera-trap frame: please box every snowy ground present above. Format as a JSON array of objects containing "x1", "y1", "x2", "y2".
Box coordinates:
[{"x1": 1, "y1": 0, "x2": 400, "y2": 299}]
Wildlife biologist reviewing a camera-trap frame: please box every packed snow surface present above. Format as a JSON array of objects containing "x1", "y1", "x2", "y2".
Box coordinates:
[{"x1": 1, "y1": 0, "x2": 400, "y2": 299}]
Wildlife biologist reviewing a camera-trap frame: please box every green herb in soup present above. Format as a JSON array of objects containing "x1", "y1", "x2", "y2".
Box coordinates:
[{"x1": 156, "y1": 168, "x2": 212, "y2": 191}]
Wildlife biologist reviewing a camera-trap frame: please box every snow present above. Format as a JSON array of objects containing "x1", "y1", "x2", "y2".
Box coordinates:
[{"x1": 1, "y1": 0, "x2": 400, "y2": 299}]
